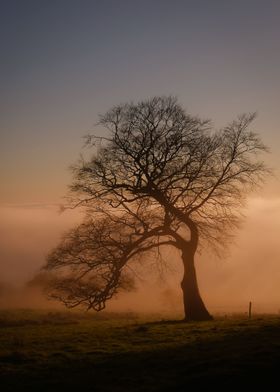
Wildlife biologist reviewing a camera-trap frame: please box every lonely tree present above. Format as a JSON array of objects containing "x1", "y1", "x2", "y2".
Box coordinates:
[{"x1": 45, "y1": 96, "x2": 268, "y2": 321}]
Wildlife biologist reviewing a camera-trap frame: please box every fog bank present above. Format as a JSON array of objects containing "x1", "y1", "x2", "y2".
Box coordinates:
[{"x1": 0, "y1": 198, "x2": 279, "y2": 314}]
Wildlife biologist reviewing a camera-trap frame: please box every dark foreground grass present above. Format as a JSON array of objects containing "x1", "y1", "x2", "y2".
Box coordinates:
[{"x1": 0, "y1": 309, "x2": 280, "y2": 391}]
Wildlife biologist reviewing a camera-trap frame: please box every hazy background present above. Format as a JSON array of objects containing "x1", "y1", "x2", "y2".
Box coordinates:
[
  {"x1": 1, "y1": 0, "x2": 280, "y2": 314},
  {"x1": 1, "y1": 198, "x2": 280, "y2": 314}
]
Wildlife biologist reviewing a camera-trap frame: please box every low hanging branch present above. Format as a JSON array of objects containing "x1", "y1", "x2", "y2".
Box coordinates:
[{"x1": 45, "y1": 210, "x2": 177, "y2": 310}]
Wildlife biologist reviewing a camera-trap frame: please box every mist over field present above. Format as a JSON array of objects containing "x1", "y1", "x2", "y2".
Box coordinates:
[
  {"x1": 2, "y1": 2, "x2": 280, "y2": 390},
  {"x1": 1, "y1": 197, "x2": 279, "y2": 314}
]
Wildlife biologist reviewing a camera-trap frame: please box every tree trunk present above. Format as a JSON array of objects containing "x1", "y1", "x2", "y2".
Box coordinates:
[{"x1": 181, "y1": 250, "x2": 213, "y2": 321}]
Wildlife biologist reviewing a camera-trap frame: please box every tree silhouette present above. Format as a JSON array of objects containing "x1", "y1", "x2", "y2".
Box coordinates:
[{"x1": 45, "y1": 96, "x2": 268, "y2": 320}]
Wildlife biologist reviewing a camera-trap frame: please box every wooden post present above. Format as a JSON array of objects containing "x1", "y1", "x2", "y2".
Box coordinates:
[{"x1": 248, "y1": 301, "x2": 252, "y2": 319}]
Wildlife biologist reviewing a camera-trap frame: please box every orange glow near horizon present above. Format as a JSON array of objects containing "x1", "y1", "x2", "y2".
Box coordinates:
[
  {"x1": 1, "y1": 1, "x2": 280, "y2": 316},
  {"x1": 1, "y1": 197, "x2": 280, "y2": 314}
]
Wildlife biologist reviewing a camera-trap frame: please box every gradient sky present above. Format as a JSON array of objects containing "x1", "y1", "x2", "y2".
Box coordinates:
[
  {"x1": 1, "y1": 0, "x2": 280, "y2": 203},
  {"x1": 1, "y1": 1, "x2": 280, "y2": 311}
]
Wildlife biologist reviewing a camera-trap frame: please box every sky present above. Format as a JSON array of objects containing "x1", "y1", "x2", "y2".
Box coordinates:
[{"x1": 1, "y1": 0, "x2": 280, "y2": 313}]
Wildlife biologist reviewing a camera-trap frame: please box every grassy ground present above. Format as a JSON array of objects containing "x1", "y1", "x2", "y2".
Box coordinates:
[{"x1": 0, "y1": 309, "x2": 279, "y2": 391}]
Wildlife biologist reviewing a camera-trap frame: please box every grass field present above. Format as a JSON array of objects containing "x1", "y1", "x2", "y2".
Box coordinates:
[{"x1": 0, "y1": 309, "x2": 279, "y2": 391}]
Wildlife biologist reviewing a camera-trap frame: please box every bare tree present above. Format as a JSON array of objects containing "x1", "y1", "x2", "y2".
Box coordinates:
[{"x1": 45, "y1": 96, "x2": 269, "y2": 321}]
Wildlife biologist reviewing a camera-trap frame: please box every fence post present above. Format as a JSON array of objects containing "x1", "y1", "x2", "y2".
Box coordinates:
[{"x1": 249, "y1": 301, "x2": 252, "y2": 319}]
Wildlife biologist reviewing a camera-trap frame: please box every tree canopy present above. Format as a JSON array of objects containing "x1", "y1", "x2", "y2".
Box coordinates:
[{"x1": 45, "y1": 96, "x2": 268, "y2": 320}]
